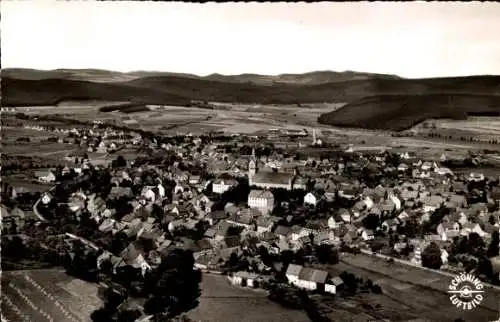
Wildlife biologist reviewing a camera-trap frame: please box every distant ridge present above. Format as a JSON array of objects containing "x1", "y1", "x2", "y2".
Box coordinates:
[
  {"x1": 1, "y1": 68, "x2": 400, "y2": 86},
  {"x1": 2, "y1": 68, "x2": 499, "y2": 132}
]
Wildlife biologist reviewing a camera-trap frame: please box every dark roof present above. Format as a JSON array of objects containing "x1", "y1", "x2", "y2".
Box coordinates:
[
  {"x1": 252, "y1": 172, "x2": 293, "y2": 185},
  {"x1": 224, "y1": 236, "x2": 242, "y2": 248},
  {"x1": 299, "y1": 267, "x2": 328, "y2": 283},
  {"x1": 286, "y1": 264, "x2": 302, "y2": 277},
  {"x1": 274, "y1": 225, "x2": 291, "y2": 236},
  {"x1": 208, "y1": 210, "x2": 227, "y2": 221}
]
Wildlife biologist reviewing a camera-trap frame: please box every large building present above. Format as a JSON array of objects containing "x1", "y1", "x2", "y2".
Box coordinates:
[
  {"x1": 248, "y1": 154, "x2": 305, "y2": 191},
  {"x1": 248, "y1": 189, "x2": 274, "y2": 216},
  {"x1": 212, "y1": 178, "x2": 238, "y2": 194}
]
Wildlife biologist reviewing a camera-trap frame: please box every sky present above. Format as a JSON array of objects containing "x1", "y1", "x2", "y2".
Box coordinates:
[{"x1": 2, "y1": 1, "x2": 500, "y2": 78}]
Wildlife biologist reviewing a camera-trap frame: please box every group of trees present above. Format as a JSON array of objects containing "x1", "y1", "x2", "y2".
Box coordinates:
[
  {"x1": 90, "y1": 249, "x2": 201, "y2": 321},
  {"x1": 339, "y1": 271, "x2": 382, "y2": 296}
]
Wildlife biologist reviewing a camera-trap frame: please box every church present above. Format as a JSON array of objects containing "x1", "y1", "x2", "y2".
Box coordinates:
[{"x1": 248, "y1": 149, "x2": 306, "y2": 191}]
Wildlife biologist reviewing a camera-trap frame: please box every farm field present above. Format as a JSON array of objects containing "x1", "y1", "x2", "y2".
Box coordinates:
[
  {"x1": 187, "y1": 273, "x2": 310, "y2": 322},
  {"x1": 5, "y1": 103, "x2": 499, "y2": 164},
  {"x1": 1, "y1": 269, "x2": 103, "y2": 322},
  {"x1": 2, "y1": 141, "x2": 77, "y2": 157},
  {"x1": 408, "y1": 117, "x2": 500, "y2": 142},
  {"x1": 321, "y1": 253, "x2": 500, "y2": 322}
]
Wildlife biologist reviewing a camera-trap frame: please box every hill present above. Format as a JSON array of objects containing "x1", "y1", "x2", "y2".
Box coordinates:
[
  {"x1": 203, "y1": 70, "x2": 401, "y2": 85},
  {"x1": 317, "y1": 93, "x2": 500, "y2": 131},
  {"x1": 1, "y1": 68, "x2": 400, "y2": 86},
  {"x1": 2, "y1": 68, "x2": 499, "y2": 132},
  {"x1": 1, "y1": 77, "x2": 190, "y2": 106}
]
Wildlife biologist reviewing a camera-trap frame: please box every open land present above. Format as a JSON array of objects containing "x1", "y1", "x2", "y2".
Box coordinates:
[
  {"x1": 318, "y1": 253, "x2": 500, "y2": 322},
  {"x1": 187, "y1": 273, "x2": 310, "y2": 322},
  {"x1": 1, "y1": 269, "x2": 103, "y2": 322}
]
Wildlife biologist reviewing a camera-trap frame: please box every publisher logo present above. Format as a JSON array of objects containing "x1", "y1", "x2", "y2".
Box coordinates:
[{"x1": 447, "y1": 273, "x2": 484, "y2": 310}]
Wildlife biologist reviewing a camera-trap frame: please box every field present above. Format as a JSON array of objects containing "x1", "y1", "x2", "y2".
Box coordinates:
[
  {"x1": 187, "y1": 273, "x2": 310, "y2": 322},
  {"x1": 1, "y1": 269, "x2": 103, "y2": 322},
  {"x1": 317, "y1": 253, "x2": 500, "y2": 322},
  {"x1": 409, "y1": 117, "x2": 500, "y2": 142}
]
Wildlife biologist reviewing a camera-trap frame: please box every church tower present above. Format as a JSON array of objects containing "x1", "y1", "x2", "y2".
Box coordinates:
[{"x1": 248, "y1": 148, "x2": 257, "y2": 186}]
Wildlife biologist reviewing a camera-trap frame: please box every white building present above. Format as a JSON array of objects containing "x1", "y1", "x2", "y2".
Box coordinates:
[
  {"x1": 248, "y1": 189, "x2": 274, "y2": 215},
  {"x1": 41, "y1": 192, "x2": 53, "y2": 205},
  {"x1": 228, "y1": 271, "x2": 259, "y2": 288},
  {"x1": 285, "y1": 264, "x2": 329, "y2": 291},
  {"x1": 141, "y1": 186, "x2": 156, "y2": 202},
  {"x1": 325, "y1": 276, "x2": 344, "y2": 294},
  {"x1": 35, "y1": 170, "x2": 56, "y2": 183},
  {"x1": 212, "y1": 179, "x2": 238, "y2": 194},
  {"x1": 327, "y1": 216, "x2": 337, "y2": 229},
  {"x1": 304, "y1": 192, "x2": 318, "y2": 206}
]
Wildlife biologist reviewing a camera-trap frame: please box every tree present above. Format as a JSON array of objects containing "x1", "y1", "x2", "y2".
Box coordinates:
[
  {"x1": 315, "y1": 245, "x2": 339, "y2": 264},
  {"x1": 143, "y1": 248, "x2": 201, "y2": 318},
  {"x1": 468, "y1": 232, "x2": 485, "y2": 255},
  {"x1": 487, "y1": 231, "x2": 499, "y2": 258},
  {"x1": 421, "y1": 242, "x2": 443, "y2": 269},
  {"x1": 112, "y1": 155, "x2": 127, "y2": 168},
  {"x1": 116, "y1": 309, "x2": 142, "y2": 322},
  {"x1": 477, "y1": 257, "x2": 494, "y2": 279},
  {"x1": 362, "y1": 213, "x2": 380, "y2": 230},
  {"x1": 90, "y1": 307, "x2": 116, "y2": 322}
]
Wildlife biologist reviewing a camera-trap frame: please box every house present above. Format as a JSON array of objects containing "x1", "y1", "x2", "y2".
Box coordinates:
[
  {"x1": 189, "y1": 175, "x2": 201, "y2": 185},
  {"x1": 205, "y1": 220, "x2": 233, "y2": 241},
  {"x1": 228, "y1": 271, "x2": 260, "y2": 288},
  {"x1": 290, "y1": 226, "x2": 314, "y2": 242},
  {"x1": 422, "y1": 195, "x2": 444, "y2": 213},
  {"x1": 109, "y1": 187, "x2": 133, "y2": 200},
  {"x1": 421, "y1": 161, "x2": 435, "y2": 171},
  {"x1": 141, "y1": 186, "x2": 157, "y2": 202},
  {"x1": 325, "y1": 276, "x2": 344, "y2": 294},
  {"x1": 274, "y1": 225, "x2": 291, "y2": 240},
  {"x1": 212, "y1": 178, "x2": 238, "y2": 194},
  {"x1": 207, "y1": 211, "x2": 227, "y2": 226},
  {"x1": 41, "y1": 192, "x2": 53, "y2": 205},
  {"x1": 327, "y1": 216, "x2": 338, "y2": 229},
  {"x1": 256, "y1": 217, "x2": 275, "y2": 234},
  {"x1": 285, "y1": 264, "x2": 329, "y2": 291},
  {"x1": 382, "y1": 218, "x2": 399, "y2": 232},
  {"x1": 304, "y1": 192, "x2": 318, "y2": 206},
  {"x1": 226, "y1": 212, "x2": 254, "y2": 230},
  {"x1": 388, "y1": 194, "x2": 402, "y2": 210},
  {"x1": 460, "y1": 223, "x2": 488, "y2": 238},
  {"x1": 119, "y1": 242, "x2": 152, "y2": 276},
  {"x1": 437, "y1": 222, "x2": 460, "y2": 235},
  {"x1": 435, "y1": 167, "x2": 453, "y2": 176},
  {"x1": 35, "y1": 170, "x2": 56, "y2": 183},
  {"x1": 468, "y1": 172, "x2": 485, "y2": 182},
  {"x1": 397, "y1": 163, "x2": 409, "y2": 172},
  {"x1": 248, "y1": 189, "x2": 274, "y2": 216},
  {"x1": 361, "y1": 229, "x2": 375, "y2": 241},
  {"x1": 446, "y1": 194, "x2": 468, "y2": 209},
  {"x1": 285, "y1": 264, "x2": 302, "y2": 284},
  {"x1": 339, "y1": 209, "x2": 351, "y2": 223}
]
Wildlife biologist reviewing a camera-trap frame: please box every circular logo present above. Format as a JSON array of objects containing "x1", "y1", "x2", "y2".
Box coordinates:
[{"x1": 447, "y1": 273, "x2": 484, "y2": 310}]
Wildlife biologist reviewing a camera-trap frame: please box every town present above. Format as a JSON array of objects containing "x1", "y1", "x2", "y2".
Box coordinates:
[{"x1": 2, "y1": 111, "x2": 500, "y2": 321}]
